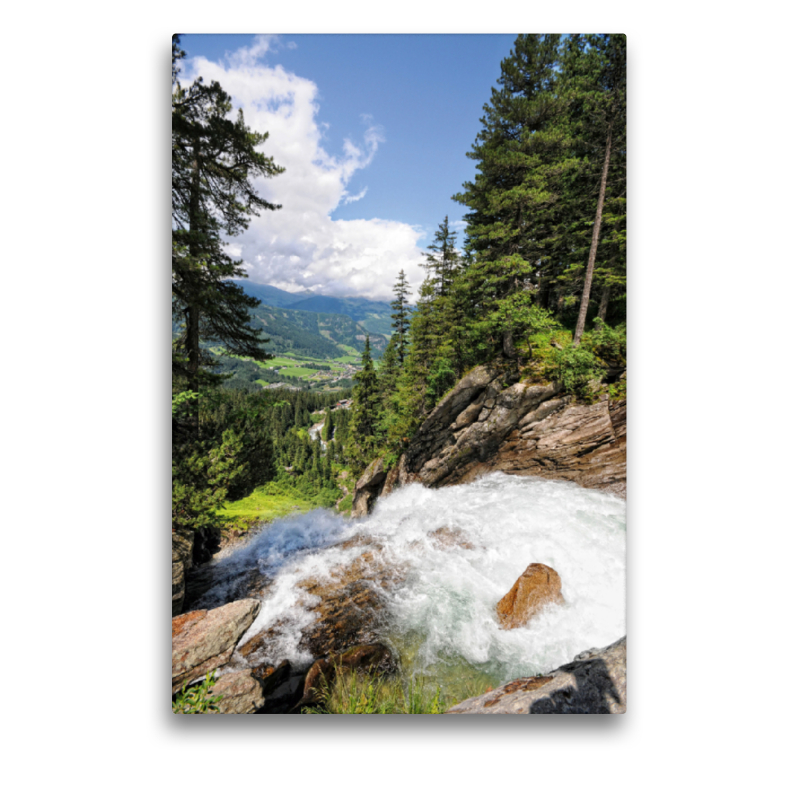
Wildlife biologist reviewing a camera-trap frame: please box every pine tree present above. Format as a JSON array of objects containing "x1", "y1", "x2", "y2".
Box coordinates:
[
  {"x1": 347, "y1": 336, "x2": 381, "y2": 470},
  {"x1": 390, "y1": 269, "x2": 412, "y2": 365},
  {"x1": 172, "y1": 35, "x2": 284, "y2": 408},
  {"x1": 422, "y1": 216, "x2": 460, "y2": 297},
  {"x1": 321, "y1": 408, "x2": 333, "y2": 441},
  {"x1": 453, "y1": 34, "x2": 626, "y2": 351},
  {"x1": 563, "y1": 34, "x2": 626, "y2": 344}
]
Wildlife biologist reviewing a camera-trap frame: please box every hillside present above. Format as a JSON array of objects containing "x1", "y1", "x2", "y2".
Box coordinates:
[
  {"x1": 236, "y1": 279, "x2": 396, "y2": 338},
  {"x1": 250, "y1": 305, "x2": 386, "y2": 359}
]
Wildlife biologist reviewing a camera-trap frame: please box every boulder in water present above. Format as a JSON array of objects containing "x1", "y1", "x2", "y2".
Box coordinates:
[
  {"x1": 496, "y1": 563, "x2": 564, "y2": 629},
  {"x1": 172, "y1": 598, "x2": 260, "y2": 692}
]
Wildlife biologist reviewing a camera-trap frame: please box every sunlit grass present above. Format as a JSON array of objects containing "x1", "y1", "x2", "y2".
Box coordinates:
[
  {"x1": 218, "y1": 485, "x2": 316, "y2": 523},
  {"x1": 302, "y1": 670, "x2": 445, "y2": 715}
]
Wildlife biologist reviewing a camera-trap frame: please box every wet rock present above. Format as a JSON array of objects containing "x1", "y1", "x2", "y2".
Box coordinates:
[
  {"x1": 297, "y1": 644, "x2": 397, "y2": 708},
  {"x1": 351, "y1": 457, "x2": 389, "y2": 518},
  {"x1": 446, "y1": 636, "x2": 627, "y2": 714},
  {"x1": 236, "y1": 534, "x2": 404, "y2": 672},
  {"x1": 428, "y1": 526, "x2": 474, "y2": 550},
  {"x1": 172, "y1": 598, "x2": 260, "y2": 692},
  {"x1": 496, "y1": 563, "x2": 564, "y2": 629},
  {"x1": 210, "y1": 670, "x2": 265, "y2": 714}
]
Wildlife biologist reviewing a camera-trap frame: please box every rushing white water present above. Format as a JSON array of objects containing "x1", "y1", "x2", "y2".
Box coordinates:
[{"x1": 203, "y1": 473, "x2": 625, "y2": 687}]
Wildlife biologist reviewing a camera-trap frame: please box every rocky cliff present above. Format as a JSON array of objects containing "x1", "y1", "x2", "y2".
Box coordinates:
[{"x1": 352, "y1": 363, "x2": 626, "y2": 517}]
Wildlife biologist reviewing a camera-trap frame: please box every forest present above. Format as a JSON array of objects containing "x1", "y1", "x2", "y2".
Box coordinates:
[{"x1": 172, "y1": 33, "x2": 626, "y2": 604}]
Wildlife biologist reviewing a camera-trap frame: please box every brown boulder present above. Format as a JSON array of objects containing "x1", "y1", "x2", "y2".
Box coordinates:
[
  {"x1": 172, "y1": 598, "x2": 261, "y2": 692},
  {"x1": 496, "y1": 563, "x2": 564, "y2": 630},
  {"x1": 209, "y1": 670, "x2": 265, "y2": 714}
]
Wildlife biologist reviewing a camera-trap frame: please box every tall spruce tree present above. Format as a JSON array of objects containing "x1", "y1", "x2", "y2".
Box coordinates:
[
  {"x1": 172, "y1": 36, "x2": 284, "y2": 407},
  {"x1": 347, "y1": 336, "x2": 381, "y2": 470},
  {"x1": 562, "y1": 34, "x2": 626, "y2": 344},
  {"x1": 453, "y1": 35, "x2": 564, "y2": 358},
  {"x1": 390, "y1": 269, "x2": 412, "y2": 365},
  {"x1": 454, "y1": 34, "x2": 626, "y2": 352},
  {"x1": 423, "y1": 216, "x2": 460, "y2": 297}
]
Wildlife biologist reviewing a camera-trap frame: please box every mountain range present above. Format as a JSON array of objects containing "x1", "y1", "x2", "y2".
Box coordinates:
[{"x1": 236, "y1": 279, "x2": 394, "y2": 337}]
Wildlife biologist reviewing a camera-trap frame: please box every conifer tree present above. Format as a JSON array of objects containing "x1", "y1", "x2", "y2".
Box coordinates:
[
  {"x1": 454, "y1": 34, "x2": 626, "y2": 350},
  {"x1": 563, "y1": 34, "x2": 626, "y2": 344},
  {"x1": 172, "y1": 35, "x2": 284, "y2": 409},
  {"x1": 347, "y1": 336, "x2": 381, "y2": 470},
  {"x1": 422, "y1": 216, "x2": 460, "y2": 297},
  {"x1": 390, "y1": 269, "x2": 412, "y2": 364}
]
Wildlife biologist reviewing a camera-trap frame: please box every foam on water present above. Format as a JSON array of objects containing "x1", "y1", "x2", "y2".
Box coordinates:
[{"x1": 203, "y1": 473, "x2": 625, "y2": 683}]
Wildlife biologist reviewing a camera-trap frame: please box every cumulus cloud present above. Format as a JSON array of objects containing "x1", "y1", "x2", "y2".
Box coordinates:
[{"x1": 182, "y1": 38, "x2": 427, "y2": 301}]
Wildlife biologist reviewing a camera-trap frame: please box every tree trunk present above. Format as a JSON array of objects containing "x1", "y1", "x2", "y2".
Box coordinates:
[
  {"x1": 596, "y1": 284, "x2": 611, "y2": 326},
  {"x1": 186, "y1": 142, "x2": 202, "y2": 435},
  {"x1": 573, "y1": 123, "x2": 614, "y2": 346},
  {"x1": 502, "y1": 328, "x2": 516, "y2": 359}
]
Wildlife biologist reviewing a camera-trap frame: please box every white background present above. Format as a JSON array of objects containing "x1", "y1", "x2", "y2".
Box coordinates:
[{"x1": 2, "y1": 2, "x2": 798, "y2": 798}]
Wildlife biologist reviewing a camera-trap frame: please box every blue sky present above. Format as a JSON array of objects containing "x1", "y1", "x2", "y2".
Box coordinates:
[{"x1": 178, "y1": 34, "x2": 517, "y2": 301}]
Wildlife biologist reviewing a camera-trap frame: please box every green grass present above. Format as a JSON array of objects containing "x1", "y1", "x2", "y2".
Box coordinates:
[
  {"x1": 280, "y1": 367, "x2": 318, "y2": 377},
  {"x1": 218, "y1": 485, "x2": 317, "y2": 523},
  {"x1": 302, "y1": 670, "x2": 446, "y2": 714},
  {"x1": 266, "y1": 357, "x2": 299, "y2": 367}
]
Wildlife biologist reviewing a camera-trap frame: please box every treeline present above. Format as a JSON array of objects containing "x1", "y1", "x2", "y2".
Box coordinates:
[
  {"x1": 344, "y1": 34, "x2": 627, "y2": 472},
  {"x1": 173, "y1": 386, "x2": 352, "y2": 558}
]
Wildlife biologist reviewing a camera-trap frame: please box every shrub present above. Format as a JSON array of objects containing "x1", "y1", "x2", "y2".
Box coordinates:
[
  {"x1": 172, "y1": 671, "x2": 222, "y2": 714},
  {"x1": 551, "y1": 345, "x2": 604, "y2": 400},
  {"x1": 583, "y1": 320, "x2": 626, "y2": 366}
]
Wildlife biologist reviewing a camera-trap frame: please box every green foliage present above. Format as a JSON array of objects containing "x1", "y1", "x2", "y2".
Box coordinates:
[
  {"x1": 425, "y1": 356, "x2": 457, "y2": 407},
  {"x1": 172, "y1": 390, "x2": 199, "y2": 415},
  {"x1": 550, "y1": 345, "x2": 604, "y2": 399},
  {"x1": 347, "y1": 337, "x2": 382, "y2": 470},
  {"x1": 390, "y1": 270, "x2": 412, "y2": 364},
  {"x1": 583, "y1": 319, "x2": 627, "y2": 366},
  {"x1": 609, "y1": 373, "x2": 627, "y2": 401},
  {"x1": 172, "y1": 38, "x2": 284, "y2": 394},
  {"x1": 172, "y1": 671, "x2": 222, "y2": 714},
  {"x1": 453, "y1": 34, "x2": 626, "y2": 336}
]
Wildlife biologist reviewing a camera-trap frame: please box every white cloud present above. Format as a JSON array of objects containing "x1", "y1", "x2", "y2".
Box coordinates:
[
  {"x1": 182, "y1": 40, "x2": 426, "y2": 302},
  {"x1": 342, "y1": 187, "x2": 368, "y2": 205}
]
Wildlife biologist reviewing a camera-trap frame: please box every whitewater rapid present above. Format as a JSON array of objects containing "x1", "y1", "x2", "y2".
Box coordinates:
[{"x1": 200, "y1": 473, "x2": 625, "y2": 686}]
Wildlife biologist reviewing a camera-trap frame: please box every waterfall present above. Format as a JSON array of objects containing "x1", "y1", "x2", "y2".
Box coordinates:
[{"x1": 195, "y1": 473, "x2": 625, "y2": 687}]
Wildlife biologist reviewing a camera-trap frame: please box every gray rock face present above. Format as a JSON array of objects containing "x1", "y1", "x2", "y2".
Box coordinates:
[
  {"x1": 350, "y1": 365, "x2": 626, "y2": 513},
  {"x1": 172, "y1": 598, "x2": 261, "y2": 692},
  {"x1": 210, "y1": 670, "x2": 265, "y2": 714},
  {"x1": 351, "y1": 457, "x2": 389, "y2": 518},
  {"x1": 446, "y1": 637, "x2": 626, "y2": 714}
]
